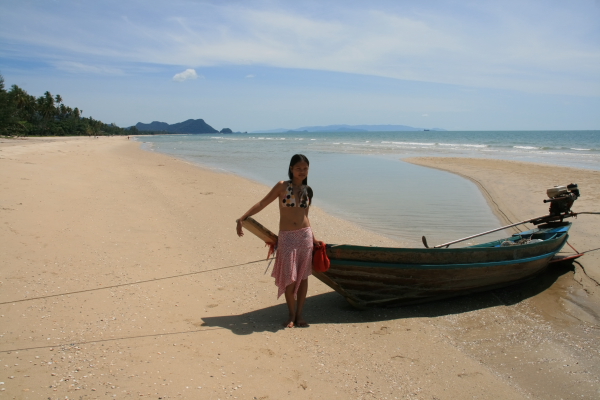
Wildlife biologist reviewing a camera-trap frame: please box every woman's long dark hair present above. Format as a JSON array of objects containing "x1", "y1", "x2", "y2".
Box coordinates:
[
  {"x1": 288, "y1": 154, "x2": 312, "y2": 204},
  {"x1": 288, "y1": 154, "x2": 310, "y2": 185}
]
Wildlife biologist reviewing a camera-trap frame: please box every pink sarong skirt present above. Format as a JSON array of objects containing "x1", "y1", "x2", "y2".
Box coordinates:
[{"x1": 272, "y1": 227, "x2": 314, "y2": 299}]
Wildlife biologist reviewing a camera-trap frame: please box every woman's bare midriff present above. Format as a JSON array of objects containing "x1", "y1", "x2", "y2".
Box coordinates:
[{"x1": 279, "y1": 207, "x2": 310, "y2": 231}]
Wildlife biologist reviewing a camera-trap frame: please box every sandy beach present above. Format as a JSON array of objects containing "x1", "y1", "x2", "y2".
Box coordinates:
[{"x1": 1, "y1": 137, "x2": 599, "y2": 399}]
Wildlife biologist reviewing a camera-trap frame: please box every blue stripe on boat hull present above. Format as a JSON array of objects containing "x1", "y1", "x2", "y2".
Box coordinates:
[{"x1": 330, "y1": 250, "x2": 560, "y2": 270}]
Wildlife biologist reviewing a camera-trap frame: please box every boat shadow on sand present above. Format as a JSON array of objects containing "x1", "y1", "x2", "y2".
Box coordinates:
[{"x1": 201, "y1": 259, "x2": 578, "y2": 335}]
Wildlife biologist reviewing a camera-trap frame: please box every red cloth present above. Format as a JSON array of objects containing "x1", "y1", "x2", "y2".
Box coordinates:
[
  {"x1": 266, "y1": 242, "x2": 277, "y2": 260},
  {"x1": 312, "y1": 241, "x2": 330, "y2": 272}
]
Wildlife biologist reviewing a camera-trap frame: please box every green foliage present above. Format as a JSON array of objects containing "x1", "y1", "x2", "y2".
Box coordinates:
[
  {"x1": 0, "y1": 76, "x2": 18, "y2": 135},
  {"x1": 0, "y1": 73, "x2": 134, "y2": 137}
]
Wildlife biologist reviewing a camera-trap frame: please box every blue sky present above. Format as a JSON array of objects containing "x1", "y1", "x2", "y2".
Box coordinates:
[{"x1": 1, "y1": 0, "x2": 599, "y2": 131}]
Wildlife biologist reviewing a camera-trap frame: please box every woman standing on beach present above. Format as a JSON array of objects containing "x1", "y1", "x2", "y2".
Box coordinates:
[{"x1": 236, "y1": 154, "x2": 320, "y2": 328}]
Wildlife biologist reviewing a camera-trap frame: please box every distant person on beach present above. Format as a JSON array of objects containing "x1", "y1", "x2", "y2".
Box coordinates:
[{"x1": 237, "y1": 154, "x2": 321, "y2": 328}]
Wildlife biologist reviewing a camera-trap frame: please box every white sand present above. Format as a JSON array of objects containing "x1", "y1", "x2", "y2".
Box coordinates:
[{"x1": 0, "y1": 138, "x2": 598, "y2": 399}]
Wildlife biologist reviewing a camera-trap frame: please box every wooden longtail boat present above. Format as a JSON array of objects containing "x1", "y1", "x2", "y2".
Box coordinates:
[
  {"x1": 315, "y1": 223, "x2": 573, "y2": 308},
  {"x1": 241, "y1": 218, "x2": 578, "y2": 309},
  {"x1": 240, "y1": 183, "x2": 584, "y2": 308}
]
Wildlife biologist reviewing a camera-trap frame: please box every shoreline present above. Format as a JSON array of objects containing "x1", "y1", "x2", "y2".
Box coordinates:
[
  {"x1": 2, "y1": 137, "x2": 599, "y2": 399},
  {"x1": 404, "y1": 157, "x2": 522, "y2": 233},
  {"x1": 405, "y1": 157, "x2": 599, "y2": 223},
  {"x1": 405, "y1": 156, "x2": 600, "y2": 274}
]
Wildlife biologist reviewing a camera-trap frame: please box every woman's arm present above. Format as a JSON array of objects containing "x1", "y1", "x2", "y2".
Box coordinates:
[{"x1": 236, "y1": 181, "x2": 285, "y2": 237}]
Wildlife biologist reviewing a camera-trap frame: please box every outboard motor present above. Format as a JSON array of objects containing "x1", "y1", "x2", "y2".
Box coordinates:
[{"x1": 544, "y1": 184, "x2": 580, "y2": 215}]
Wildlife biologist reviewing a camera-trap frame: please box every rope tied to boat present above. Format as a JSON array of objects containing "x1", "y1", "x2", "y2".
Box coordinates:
[
  {"x1": 0, "y1": 257, "x2": 269, "y2": 306},
  {"x1": 578, "y1": 247, "x2": 600, "y2": 255}
]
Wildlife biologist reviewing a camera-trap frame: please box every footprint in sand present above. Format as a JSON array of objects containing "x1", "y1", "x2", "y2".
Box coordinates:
[
  {"x1": 391, "y1": 355, "x2": 418, "y2": 363},
  {"x1": 458, "y1": 372, "x2": 483, "y2": 378},
  {"x1": 259, "y1": 348, "x2": 275, "y2": 357},
  {"x1": 372, "y1": 326, "x2": 390, "y2": 335}
]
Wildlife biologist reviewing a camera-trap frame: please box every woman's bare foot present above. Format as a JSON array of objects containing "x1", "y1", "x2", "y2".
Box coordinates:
[
  {"x1": 295, "y1": 317, "x2": 309, "y2": 327},
  {"x1": 284, "y1": 319, "x2": 295, "y2": 328},
  {"x1": 284, "y1": 314, "x2": 295, "y2": 328}
]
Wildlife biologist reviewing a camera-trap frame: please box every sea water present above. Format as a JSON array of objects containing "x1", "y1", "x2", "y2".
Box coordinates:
[{"x1": 137, "y1": 130, "x2": 599, "y2": 246}]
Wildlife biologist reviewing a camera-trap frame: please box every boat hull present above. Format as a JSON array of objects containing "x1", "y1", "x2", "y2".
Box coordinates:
[{"x1": 314, "y1": 223, "x2": 570, "y2": 308}]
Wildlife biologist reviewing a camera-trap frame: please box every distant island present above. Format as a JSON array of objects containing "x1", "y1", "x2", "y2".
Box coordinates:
[
  {"x1": 253, "y1": 124, "x2": 445, "y2": 133},
  {"x1": 134, "y1": 119, "x2": 234, "y2": 134}
]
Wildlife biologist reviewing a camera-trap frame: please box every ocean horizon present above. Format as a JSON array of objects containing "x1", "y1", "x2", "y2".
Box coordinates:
[{"x1": 137, "y1": 130, "x2": 599, "y2": 245}]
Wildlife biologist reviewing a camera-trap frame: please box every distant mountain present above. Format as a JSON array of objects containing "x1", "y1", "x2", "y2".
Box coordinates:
[
  {"x1": 135, "y1": 121, "x2": 171, "y2": 131},
  {"x1": 135, "y1": 119, "x2": 218, "y2": 134},
  {"x1": 252, "y1": 124, "x2": 445, "y2": 133}
]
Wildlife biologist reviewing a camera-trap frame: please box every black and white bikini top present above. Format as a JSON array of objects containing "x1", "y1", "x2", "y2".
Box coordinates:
[{"x1": 281, "y1": 181, "x2": 310, "y2": 208}]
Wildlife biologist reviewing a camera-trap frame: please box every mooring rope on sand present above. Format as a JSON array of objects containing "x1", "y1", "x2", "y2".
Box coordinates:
[
  {"x1": 574, "y1": 260, "x2": 600, "y2": 287},
  {"x1": 0, "y1": 258, "x2": 267, "y2": 306},
  {"x1": 0, "y1": 327, "x2": 226, "y2": 354}
]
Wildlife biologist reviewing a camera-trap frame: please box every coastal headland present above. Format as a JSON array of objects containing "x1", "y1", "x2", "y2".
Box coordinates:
[{"x1": 1, "y1": 137, "x2": 598, "y2": 399}]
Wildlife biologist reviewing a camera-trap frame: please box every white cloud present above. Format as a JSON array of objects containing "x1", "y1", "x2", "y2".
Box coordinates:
[
  {"x1": 245, "y1": 74, "x2": 255, "y2": 78},
  {"x1": 1, "y1": 1, "x2": 599, "y2": 96},
  {"x1": 172, "y1": 68, "x2": 199, "y2": 82},
  {"x1": 146, "y1": 4, "x2": 600, "y2": 95}
]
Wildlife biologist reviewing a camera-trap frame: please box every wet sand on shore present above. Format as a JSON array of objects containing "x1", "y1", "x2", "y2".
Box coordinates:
[{"x1": 0, "y1": 137, "x2": 598, "y2": 399}]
